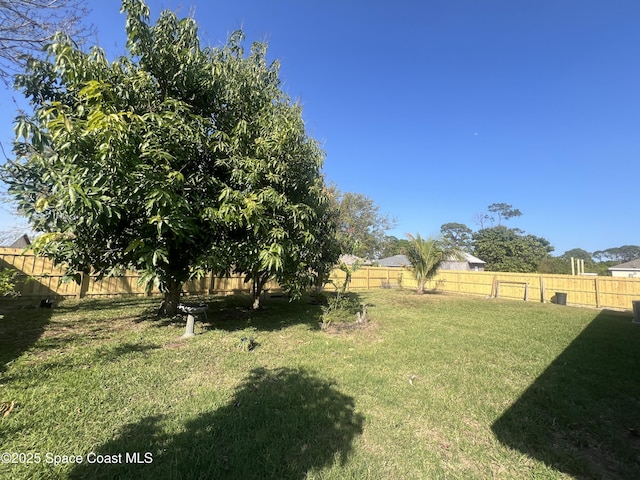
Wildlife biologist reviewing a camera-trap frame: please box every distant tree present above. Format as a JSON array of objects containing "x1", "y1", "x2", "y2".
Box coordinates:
[
  {"x1": 472, "y1": 212, "x2": 493, "y2": 230},
  {"x1": 593, "y1": 245, "x2": 640, "y2": 263},
  {"x1": 472, "y1": 226, "x2": 553, "y2": 272},
  {"x1": 560, "y1": 248, "x2": 593, "y2": 263},
  {"x1": 537, "y1": 257, "x2": 570, "y2": 275},
  {"x1": 487, "y1": 203, "x2": 522, "y2": 226},
  {"x1": 591, "y1": 261, "x2": 617, "y2": 276},
  {"x1": 440, "y1": 222, "x2": 473, "y2": 252},
  {"x1": 378, "y1": 235, "x2": 410, "y2": 258},
  {"x1": 473, "y1": 203, "x2": 522, "y2": 229},
  {"x1": 3, "y1": 0, "x2": 332, "y2": 316},
  {"x1": 0, "y1": 0, "x2": 93, "y2": 86},
  {"x1": 329, "y1": 187, "x2": 395, "y2": 259},
  {"x1": 404, "y1": 234, "x2": 458, "y2": 294}
]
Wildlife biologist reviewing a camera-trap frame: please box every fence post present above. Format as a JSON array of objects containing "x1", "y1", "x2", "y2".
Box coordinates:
[
  {"x1": 540, "y1": 277, "x2": 546, "y2": 303},
  {"x1": 594, "y1": 277, "x2": 601, "y2": 308}
]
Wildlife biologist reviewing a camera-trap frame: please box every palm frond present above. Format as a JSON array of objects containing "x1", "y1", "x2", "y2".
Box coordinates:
[{"x1": 405, "y1": 233, "x2": 450, "y2": 293}]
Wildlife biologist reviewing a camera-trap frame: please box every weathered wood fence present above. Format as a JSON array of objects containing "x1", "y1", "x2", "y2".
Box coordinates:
[{"x1": 2, "y1": 248, "x2": 639, "y2": 310}]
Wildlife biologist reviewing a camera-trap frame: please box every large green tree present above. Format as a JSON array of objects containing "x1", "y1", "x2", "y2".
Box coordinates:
[
  {"x1": 3, "y1": 0, "x2": 334, "y2": 315},
  {"x1": 472, "y1": 226, "x2": 553, "y2": 272}
]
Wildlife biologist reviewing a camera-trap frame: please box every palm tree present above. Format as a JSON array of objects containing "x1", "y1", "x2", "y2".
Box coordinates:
[{"x1": 404, "y1": 233, "x2": 460, "y2": 294}]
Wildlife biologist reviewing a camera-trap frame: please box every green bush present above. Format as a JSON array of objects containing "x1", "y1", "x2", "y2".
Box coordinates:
[
  {"x1": 320, "y1": 292, "x2": 363, "y2": 326},
  {"x1": 0, "y1": 268, "x2": 18, "y2": 297}
]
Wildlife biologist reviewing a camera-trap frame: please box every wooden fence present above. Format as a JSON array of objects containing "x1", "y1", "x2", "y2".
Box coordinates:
[
  {"x1": 2, "y1": 248, "x2": 640, "y2": 310},
  {"x1": 327, "y1": 267, "x2": 640, "y2": 310},
  {"x1": 0, "y1": 248, "x2": 281, "y2": 299}
]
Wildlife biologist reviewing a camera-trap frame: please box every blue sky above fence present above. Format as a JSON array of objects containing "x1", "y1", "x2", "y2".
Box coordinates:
[{"x1": 1, "y1": 0, "x2": 638, "y2": 255}]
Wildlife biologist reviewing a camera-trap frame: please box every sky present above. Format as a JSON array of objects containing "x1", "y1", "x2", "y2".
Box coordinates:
[{"x1": 1, "y1": 0, "x2": 639, "y2": 255}]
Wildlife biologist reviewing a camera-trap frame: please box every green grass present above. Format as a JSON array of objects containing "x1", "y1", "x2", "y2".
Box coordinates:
[{"x1": 1, "y1": 290, "x2": 639, "y2": 479}]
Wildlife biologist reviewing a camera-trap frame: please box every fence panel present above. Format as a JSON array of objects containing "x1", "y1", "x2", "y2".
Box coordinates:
[{"x1": 2, "y1": 248, "x2": 640, "y2": 310}]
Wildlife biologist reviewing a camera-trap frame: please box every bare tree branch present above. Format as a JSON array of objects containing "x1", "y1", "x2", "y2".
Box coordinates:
[{"x1": 0, "y1": 0, "x2": 93, "y2": 85}]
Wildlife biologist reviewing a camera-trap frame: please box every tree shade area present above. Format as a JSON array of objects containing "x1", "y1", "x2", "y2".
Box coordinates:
[{"x1": 2, "y1": 0, "x2": 338, "y2": 315}]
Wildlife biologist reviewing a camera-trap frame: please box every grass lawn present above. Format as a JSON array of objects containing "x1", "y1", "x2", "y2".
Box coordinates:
[{"x1": 1, "y1": 289, "x2": 639, "y2": 479}]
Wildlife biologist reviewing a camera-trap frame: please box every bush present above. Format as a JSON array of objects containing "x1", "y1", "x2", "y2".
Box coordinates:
[
  {"x1": 0, "y1": 268, "x2": 18, "y2": 297},
  {"x1": 320, "y1": 292, "x2": 364, "y2": 327}
]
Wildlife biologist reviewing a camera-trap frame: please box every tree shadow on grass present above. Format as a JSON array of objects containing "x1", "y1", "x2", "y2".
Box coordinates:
[
  {"x1": 69, "y1": 367, "x2": 364, "y2": 480},
  {"x1": 492, "y1": 310, "x2": 640, "y2": 479},
  {"x1": 177, "y1": 294, "x2": 331, "y2": 334},
  {"x1": 0, "y1": 298, "x2": 55, "y2": 375}
]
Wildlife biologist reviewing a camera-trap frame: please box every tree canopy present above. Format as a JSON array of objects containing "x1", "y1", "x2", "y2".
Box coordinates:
[
  {"x1": 593, "y1": 245, "x2": 640, "y2": 263},
  {"x1": 328, "y1": 187, "x2": 395, "y2": 259},
  {"x1": 378, "y1": 235, "x2": 411, "y2": 258},
  {"x1": 3, "y1": 0, "x2": 336, "y2": 315},
  {"x1": 560, "y1": 248, "x2": 594, "y2": 263},
  {"x1": 473, "y1": 202, "x2": 522, "y2": 229},
  {"x1": 487, "y1": 203, "x2": 522, "y2": 226},
  {"x1": 440, "y1": 222, "x2": 473, "y2": 252},
  {"x1": 472, "y1": 226, "x2": 553, "y2": 273}
]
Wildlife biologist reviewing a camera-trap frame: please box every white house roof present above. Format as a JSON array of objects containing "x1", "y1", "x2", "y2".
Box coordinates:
[{"x1": 608, "y1": 259, "x2": 640, "y2": 271}]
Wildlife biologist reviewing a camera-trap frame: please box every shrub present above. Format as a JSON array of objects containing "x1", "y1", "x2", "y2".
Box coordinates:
[
  {"x1": 320, "y1": 292, "x2": 364, "y2": 327},
  {"x1": 0, "y1": 268, "x2": 18, "y2": 297}
]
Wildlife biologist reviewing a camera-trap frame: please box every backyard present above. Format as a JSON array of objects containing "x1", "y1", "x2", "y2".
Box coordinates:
[{"x1": 1, "y1": 290, "x2": 639, "y2": 479}]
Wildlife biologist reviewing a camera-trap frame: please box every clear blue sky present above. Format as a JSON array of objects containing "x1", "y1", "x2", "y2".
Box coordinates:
[{"x1": 1, "y1": 0, "x2": 639, "y2": 255}]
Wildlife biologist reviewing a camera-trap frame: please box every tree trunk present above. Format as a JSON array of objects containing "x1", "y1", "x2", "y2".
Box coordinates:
[
  {"x1": 251, "y1": 274, "x2": 268, "y2": 310},
  {"x1": 416, "y1": 281, "x2": 425, "y2": 295},
  {"x1": 252, "y1": 295, "x2": 261, "y2": 311},
  {"x1": 163, "y1": 281, "x2": 182, "y2": 316}
]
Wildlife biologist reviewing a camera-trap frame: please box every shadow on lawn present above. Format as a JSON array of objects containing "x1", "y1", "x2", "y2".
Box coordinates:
[
  {"x1": 0, "y1": 298, "x2": 55, "y2": 375},
  {"x1": 69, "y1": 367, "x2": 364, "y2": 480},
  {"x1": 492, "y1": 309, "x2": 640, "y2": 479},
  {"x1": 175, "y1": 293, "x2": 335, "y2": 333}
]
